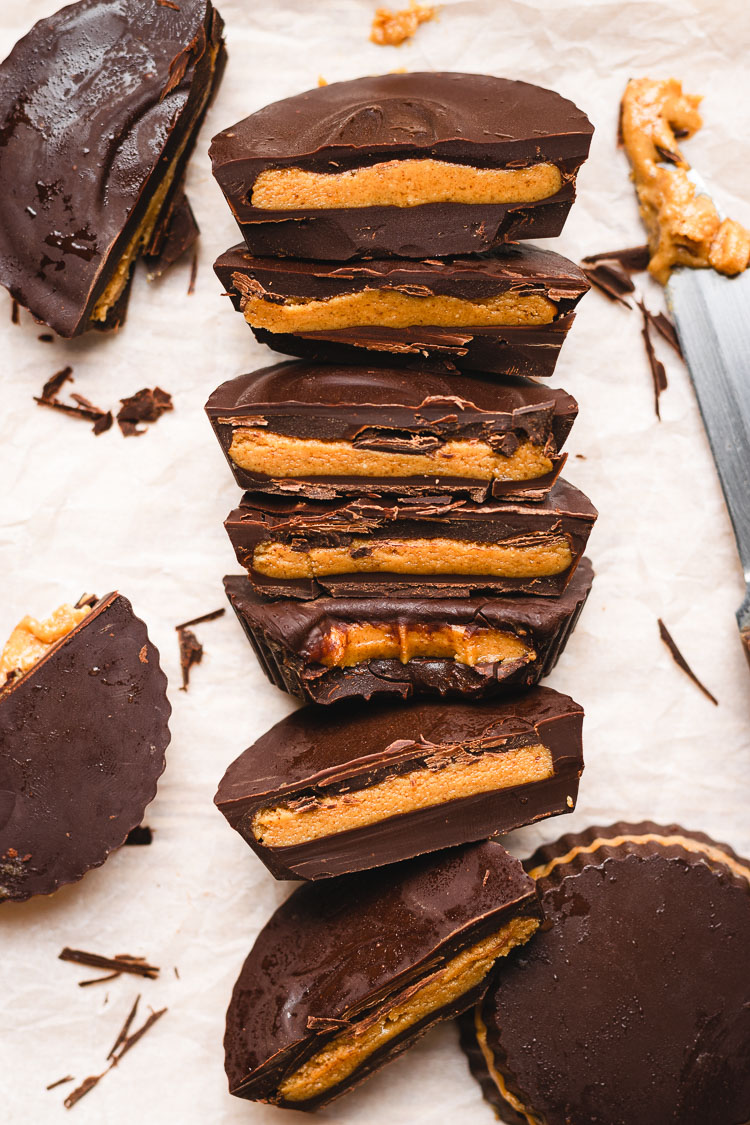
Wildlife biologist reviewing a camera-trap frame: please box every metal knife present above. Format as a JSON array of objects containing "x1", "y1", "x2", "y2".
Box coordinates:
[{"x1": 666, "y1": 169, "x2": 750, "y2": 664}]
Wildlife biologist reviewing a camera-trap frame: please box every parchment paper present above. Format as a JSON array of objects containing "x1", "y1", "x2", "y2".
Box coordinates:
[{"x1": 2, "y1": 1, "x2": 750, "y2": 1121}]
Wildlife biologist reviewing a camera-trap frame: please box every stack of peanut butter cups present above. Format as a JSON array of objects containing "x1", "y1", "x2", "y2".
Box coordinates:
[{"x1": 205, "y1": 72, "x2": 599, "y2": 1111}]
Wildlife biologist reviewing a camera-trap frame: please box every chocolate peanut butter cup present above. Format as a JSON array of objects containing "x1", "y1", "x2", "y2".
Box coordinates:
[
  {"x1": 223, "y1": 560, "x2": 593, "y2": 704},
  {"x1": 206, "y1": 361, "x2": 578, "y2": 503},
  {"x1": 224, "y1": 481, "x2": 597, "y2": 600},
  {"x1": 460, "y1": 822, "x2": 750, "y2": 1125},
  {"x1": 0, "y1": 0, "x2": 225, "y2": 337},
  {"x1": 209, "y1": 72, "x2": 593, "y2": 260},
  {"x1": 0, "y1": 594, "x2": 170, "y2": 904},
  {"x1": 224, "y1": 840, "x2": 541, "y2": 1110},
  {"x1": 214, "y1": 244, "x2": 588, "y2": 378},
  {"x1": 215, "y1": 686, "x2": 584, "y2": 881}
]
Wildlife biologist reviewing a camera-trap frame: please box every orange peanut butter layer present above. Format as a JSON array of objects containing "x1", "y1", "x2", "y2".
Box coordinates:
[
  {"x1": 621, "y1": 78, "x2": 750, "y2": 284},
  {"x1": 250, "y1": 158, "x2": 563, "y2": 211},
  {"x1": 252, "y1": 743, "x2": 553, "y2": 848},
  {"x1": 239, "y1": 287, "x2": 557, "y2": 333},
  {"x1": 228, "y1": 430, "x2": 554, "y2": 483},
  {"x1": 279, "y1": 917, "x2": 539, "y2": 1103},
  {"x1": 0, "y1": 603, "x2": 91, "y2": 685},
  {"x1": 313, "y1": 621, "x2": 533, "y2": 668},
  {"x1": 370, "y1": 2, "x2": 437, "y2": 46},
  {"x1": 253, "y1": 536, "x2": 573, "y2": 580}
]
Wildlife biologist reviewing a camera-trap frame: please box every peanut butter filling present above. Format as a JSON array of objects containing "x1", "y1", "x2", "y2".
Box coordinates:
[
  {"x1": 252, "y1": 743, "x2": 552, "y2": 848},
  {"x1": 240, "y1": 288, "x2": 557, "y2": 333},
  {"x1": 250, "y1": 158, "x2": 562, "y2": 211},
  {"x1": 312, "y1": 621, "x2": 533, "y2": 668},
  {"x1": 252, "y1": 535, "x2": 573, "y2": 580},
  {"x1": 621, "y1": 78, "x2": 750, "y2": 284},
  {"x1": 90, "y1": 43, "x2": 221, "y2": 323},
  {"x1": 279, "y1": 916, "x2": 540, "y2": 1103},
  {"x1": 229, "y1": 430, "x2": 554, "y2": 483},
  {"x1": 0, "y1": 603, "x2": 91, "y2": 686},
  {"x1": 370, "y1": 3, "x2": 437, "y2": 46}
]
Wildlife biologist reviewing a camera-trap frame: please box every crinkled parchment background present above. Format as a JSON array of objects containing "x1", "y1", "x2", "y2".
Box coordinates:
[{"x1": 2, "y1": 1, "x2": 750, "y2": 1121}]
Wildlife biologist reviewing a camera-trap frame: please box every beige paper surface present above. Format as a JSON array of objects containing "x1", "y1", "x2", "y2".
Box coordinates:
[{"x1": 2, "y1": 1, "x2": 750, "y2": 1121}]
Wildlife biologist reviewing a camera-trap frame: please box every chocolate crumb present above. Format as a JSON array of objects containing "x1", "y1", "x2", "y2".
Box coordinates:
[
  {"x1": 156, "y1": 0, "x2": 180, "y2": 7},
  {"x1": 74, "y1": 593, "x2": 98, "y2": 609},
  {"x1": 38, "y1": 333, "x2": 54, "y2": 342},
  {"x1": 174, "y1": 966, "x2": 180, "y2": 979},
  {"x1": 59, "y1": 947, "x2": 160, "y2": 981},
  {"x1": 655, "y1": 143, "x2": 681, "y2": 165},
  {"x1": 124, "y1": 825, "x2": 153, "y2": 846},
  {"x1": 638, "y1": 300, "x2": 668, "y2": 419},
  {"x1": 40, "y1": 366, "x2": 73, "y2": 402},
  {"x1": 46, "y1": 1076, "x2": 74, "y2": 1091},
  {"x1": 187, "y1": 250, "x2": 198, "y2": 295},
  {"x1": 116, "y1": 387, "x2": 173, "y2": 437},
  {"x1": 658, "y1": 618, "x2": 719, "y2": 706},
  {"x1": 647, "y1": 310, "x2": 683, "y2": 358},
  {"x1": 11, "y1": 298, "x2": 20, "y2": 324}
]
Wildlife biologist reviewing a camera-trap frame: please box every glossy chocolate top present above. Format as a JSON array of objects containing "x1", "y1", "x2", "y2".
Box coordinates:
[
  {"x1": 214, "y1": 242, "x2": 589, "y2": 304},
  {"x1": 210, "y1": 72, "x2": 593, "y2": 179},
  {"x1": 0, "y1": 0, "x2": 222, "y2": 336},
  {"x1": 0, "y1": 594, "x2": 170, "y2": 904},
  {"x1": 224, "y1": 839, "x2": 539, "y2": 1102},
  {"x1": 206, "y1": 360, "x2": 577, "y2": 433},
  {"x1": 216, "y1": 686, "x2": 582, "y2": 809},
  {"x1": 223, "y1": 558, "x2": 594, "y2": 654},
  {"x1": 476, "y1": 822, "x2": 750, "y2": 1125}
]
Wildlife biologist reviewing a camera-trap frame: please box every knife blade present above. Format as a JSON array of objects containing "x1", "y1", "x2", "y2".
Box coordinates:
[{"x1": 666, "y1": 171, "x2": 750, "y2": 664}]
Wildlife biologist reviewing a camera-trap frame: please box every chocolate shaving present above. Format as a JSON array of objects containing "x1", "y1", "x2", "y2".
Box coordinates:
[
  {"x1": 79, "y1": 972, "x2": 122, "y2": 988},
  {"x1": 647, "y1": 310, "x2": 683, "y2": 358},
  {"x1": 581, "y1": 261, "x2": 634, "y2": 306},
  {"x1": 176, "y1": 608, "x2": 225, "y2": 630},
  {"x1": 59, "y1": 947, "x2": 160, "y2": 980},
  {"x1": 108, "y1": 995, "x2": 141, "y2": 1060},
  {"x1": 11, "y1": 298, "x2": 19, "y2": 324},
  {"x1": 35, "y1": 367, "x2": 112, "y2": 434},
  {"x1": 637, "y1": 299, "x2": 668, "y2": 419},
  {"x1": 176, "y1": 608, "x2": 225, "y2": 691},
  {"x1": 658, "y1": 619, "x2": 718, "y2": 705},
  {"x1": 46, "y1": 1076, "x2": 74, "y2": 1091},
  {"x1": 64, "y1": 1074, "x2": 105, "y2": 1109},
  {"x1": 74, "y1": 592, "x2": 98, "y2": 609},
  {"x1": 187, "y1": 249, "x2": 198, "y2": 295},
  {"x1": 63, "y1": 999, "x2": 167, "y2": 1110},
  {"x1": 112, "y1": 1007, "x2": 167, "y2": 1063},
  {"x1": 125, "y1": 825, "x2": 153, "y2": 845},
  {"x1": 116, "y1": 386, "x2": 173, "y2": 436},
  {"x1": 655, "y1": 143, "x2": 681, "y2": 165},
  {"x1": 582, "y1": 245, "x2": 650, "y2": 271},
  {"x1": 176, "y1": 627, "x2": 203, "y2": 691},
  {"x1": 157, "y1": 0, "x2": 180, "y2": 7}
]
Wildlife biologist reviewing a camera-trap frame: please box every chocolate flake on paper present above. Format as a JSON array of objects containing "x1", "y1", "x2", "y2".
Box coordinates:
[{"x1": 658, "y1": 618, "x2": 719, "y2": 705}]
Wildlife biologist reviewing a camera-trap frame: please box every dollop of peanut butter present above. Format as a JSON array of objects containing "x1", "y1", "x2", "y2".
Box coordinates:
[
  {"x1": 0, "y1": 603, "x2": 91, "y2": 687},
  {"x1": 370, "y1": 2, "x2": 436, "y2": 46},
  {"x1": 620, "y1": 78, "x2": 750, "y2": 284}
]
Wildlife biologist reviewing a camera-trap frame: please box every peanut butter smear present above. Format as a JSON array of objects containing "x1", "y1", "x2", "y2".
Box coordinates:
[
  {"x1": 252, "y1": 744, "x2": 553, "y2": 848},
  {"x1": 620, "y1": 78, "x2": 750, "y2": 284},
  {"x1": 240, "y1": 288, "x2": 557, "y2": 333},
  {"x1": 279, "y1": 917, "x2": 539, "y2": 1103},
  {"x1": 0, "y1": 603, "x2": 91, "y2": 686},
  {"x1": 370, "y1": 2, "x2": 437, "y2": 47},
  {"x1": 253, "y1": 535, "x2": 573, "y2": 580},
  {"x1": 250, "y1": 158, "x2": 562, "y2": 211},
  {"x1": 311, "y1": 621, "x2": 533, "y2": 668},
  {"x1": 229, "y1": 430, "x2": 554, "y2": 483}
]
